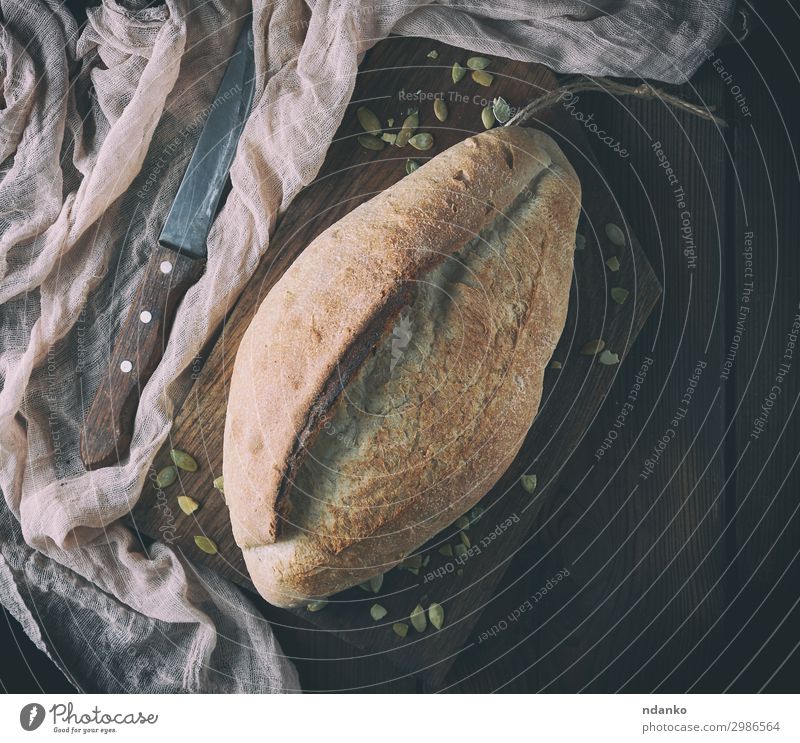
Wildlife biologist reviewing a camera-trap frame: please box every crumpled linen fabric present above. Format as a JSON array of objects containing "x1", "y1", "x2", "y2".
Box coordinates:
[{"x1": 0, "y1": 0, "x2": 734, "y2": 692}]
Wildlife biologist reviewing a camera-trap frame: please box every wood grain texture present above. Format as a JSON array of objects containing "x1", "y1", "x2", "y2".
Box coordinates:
[
  {"x1": 128, "y1": 37, "x2": 660, "y2": 689},
  {"x1": 81, "y1": 245, "x2": 204, "y2": 469}
]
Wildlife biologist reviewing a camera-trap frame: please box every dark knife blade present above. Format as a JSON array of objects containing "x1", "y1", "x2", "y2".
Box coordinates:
[{"x1": 80, "y1": 20, "x2": 256, "y2": 470}]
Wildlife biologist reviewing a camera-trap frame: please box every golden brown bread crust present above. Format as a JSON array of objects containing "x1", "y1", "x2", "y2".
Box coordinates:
[{"x1": 223, "y1": 127, "x2": 581, "y2": 607}]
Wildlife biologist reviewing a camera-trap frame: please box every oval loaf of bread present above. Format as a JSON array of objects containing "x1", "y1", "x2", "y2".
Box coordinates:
[{"x1": 224, "y1": 127, "x2": 581, "y2": 608}]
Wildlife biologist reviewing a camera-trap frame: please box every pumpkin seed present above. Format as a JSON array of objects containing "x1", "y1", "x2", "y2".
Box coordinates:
[
  {"x1": 605, "y1": 222, "x2": 626, "y2": 247},
  {"x1": 387, "y1": 117, "x2": 395, "y2": 127},
  {"x1": 401, "y1": 554, "x2": 424, "y2": 570},
  {"x1": 457, "y1": 568, "x2": 464, "y2": 576},
  {"x1": 410, "y1": 604, "x2": 427, "y2": 632},
  {"x1": 455, "y1": 515, "x2": 470, "y2": 530},
  {"x1": 178, "y1": 495, "x2": 199, "y2": 515},
  {"x1": 406, "y1": 567, "x2": 420, "y2": 575},
  {"x1": 212, "y1": 475, "x2": 224, "y2": 493},
  {"x1": 521, "y1": 474, "x2": 538, "y2": 494},
  {"x1": 605, "y1": 256, "x2": 621, "y2": 272},
  {"x1": 460, "y1": 531, "x2": 471, "y2": 548},
  {"x1": 306, "y1": 599, "x2": 328, "y2": 612},
  {"x1": 356, "y1": 106, "x2": 381, "y2": 134},
  {"x1": 611, "y1": 287, "x2": 630, "y2": 305},
  {"x1": 439, "y1": 544, "x2": 453, "y2": 557},
  {"x1": 409, "y1": 132, "x2": 433, "y2": 150},
  {"x1": 194, "y1": 535, "x2": 217, "y2": 554},
  {"x1": 471, "y1": 70, "x2": 494, "y2": 87},
  {"x1": 598, "y1": 349, "x2": 621, "y2": 365},
  {"x1": 467, "y1": 56, "x2": 491, "y2": 70},
  {"x1": 481, "y1": 105, "x2": 495, "y2": 129},
  {"x1": 395, "y1": 111, "x2": 419, "y2": 147},
  {"x1": 434, "y1": 98, "x2": 448, "y2": 122},
  {"x1": 155, "y1": 465, "x2": 177, "y2": 489},
  {"x1": 550, "y1": 360, "x2": 563, "y2": 369},
  {"x1": 581, "y1": 339, "x2": 606, "y2": 355},
  {"x1": 368, "y1": 573, "x2": 384, "y2": 593},
  {"x1": 370, "y1": 603, "x2": 387, "y2": 621},
  {"x1": 422, "y1": 555, "x2": 431, "y2": 567},
  {"x1": 492, "y1": 96, "x2": 512, "y2": 124},
  {"x1": 406, "y1": 159, "x2": 420, "y2": 175},
  {"x1": 381, "y1": 132, "x2": 397, "y2": 144},
  {"x1": 170, "y1": 449, "x2": 198, "y2": 472},
  {"x1": 426, "y1": 49, "x2": 439, "y2": 59},
  {"x1": 392, "y1": 622, "x2": 409, "y2": 638},
  {"x1": 575, "y1": 233, "x2": 587, "y2": 251},
  {"x1": 469, "y1": 505, "x2": 484, "y2": 523},
  {"x1": 428, "y1": 602, "x2": 445, "y2": 630},
  {"x1": 358, "y1": 133, "x2": 384, "y2": 151},
  {"x1": 452, "y1": 62, "x2": 466, "y2": 83},
  {"x1": 454, "y1": 543, "x2": 468, "y2": 558}
]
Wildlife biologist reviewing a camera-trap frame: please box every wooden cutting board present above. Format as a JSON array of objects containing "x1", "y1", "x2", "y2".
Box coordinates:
[{"x1": 129, "y1": 37, "x2": 661, "y2": 687}]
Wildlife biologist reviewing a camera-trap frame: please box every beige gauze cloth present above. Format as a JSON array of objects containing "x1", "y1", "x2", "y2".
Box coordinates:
[{"x1": 0, "y1": 0, "x2": 734, "y2": 691}]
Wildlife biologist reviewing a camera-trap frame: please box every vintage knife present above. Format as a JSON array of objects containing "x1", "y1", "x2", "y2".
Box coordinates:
[{"x1": 80, "y1": 21, "x2": 256, "y2": 469}]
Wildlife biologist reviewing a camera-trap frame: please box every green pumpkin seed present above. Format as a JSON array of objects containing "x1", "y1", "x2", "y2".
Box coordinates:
[
  {"x1": 428, "y1": 602, "x2": 445, "y2": 630},
  {"x1": 422, "y1": 555, "x2": 431, "y2": 567},
  {"x1": 356, "y1": 106, "x2": 381, "y2": 134},
  {"x1": 194, "y1": 535, "x2": 217, "y2": 555},
  {"x1": 358, "y1": 133, "x2": 384, "y2": 151},
  {"x1": 439, "y1": 544, "x2": 453, "y2": 557},
  {"x1": 212, "y1": 475, "x2": 224, "y2": 493},
  {"x1": 409, "y1": 132, "x2": 433, "y2": 150},
  {"x1": 381, "y1": 132, "x2": 397, "y2": 144},
  {"x1": 598, "y1": 349, "x2": 621, "y2": 365},
  {"x1": 434, "y1": 98, "x2": 448, "y2": 122},
  {"x1": 392, "y1": 622, "x2": 409, "y2": 638},
  {"x1": 605, "y1": 222, "x2": 626, "y2": 247},
  {"x1": 457, "y1": 568, "x2": 464, "y2": 576},
  {"x1": 455, "y1": 515, "x2": 470, "y2": 530},
  {"x1": 369, "y1": 573, "x2": 383, "y2": 593},
  {"x1": 177, "y1": 495, "x2": 199, "y2": 515},
  {"x1": 170, "y1": 449, "x2": 198, "y2": 472},
  {"x1": 155, "y1": 465, "x2": 177, "y2": 489},
  {"x1": 472, "y1": 70, "x2": 494, "y2": 87},
  {"x1": 370, "y1": 603, "x2": 387, "y2": 621},
  {"x1": 551, "y1": 360, "x2": 563, "y2": 369},
  {"x1": 395, "y1": 111, "x2": 419, "y2": 147},
  {"x1": 469, "y1": 506, "x2": 484, "y2": 522},
  {"x1": 460, "y1": 531, "x2": 471, "y2": 548},
  {"x1": 387, "y1": 117, "x2": 394, "y2": 127},
  {"x1": 454, "y1": 543, "x2": 468, "y2": 558},
  {"x1": 401, "y1": 554, "x2": 424, "y2": 570},
  {"x1": 427, "y1": 49, "x2": 439, "y2": 59},
  {"x1": 521, "y1": 474, "x2": 538, "y2": 494},
  {"x1": 492, "y1": 96, "x2": 512, "y2": 124},
  {"x1": 410, "y1": 604, "x2": 427, "y2": 632},
  {"x1": 466, "y1": 56, "x2": 491, "y2": 70},
  {"x1": 611, "y1": 287, "x2": 630, "y2": 305},
  {"x1": 575, "y1": 233, "x2": 587, "y2": 251},
  {"x1": 406, "y1": 159, "x2": 420, "y2": 175},
  {"x1": 452, "y1": 62, "x2": 466, "y2": 83},
  {"x1": 306, "y1": 599, "x2": 328, "y2": 612},
  {"x1": 605, "y1": 256, "x2": 621, "y2": 272},
  {"x1": 581, "y1": 339, "x2": 606, "y2": 355},
  {"x1": 481, "y1": 105, "x2": 495, "y2": 129}
]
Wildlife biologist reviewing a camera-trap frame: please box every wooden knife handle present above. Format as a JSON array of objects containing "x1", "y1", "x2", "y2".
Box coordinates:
[{"x1": 80, "y1": 245, "x2": 204, "y2": 470}]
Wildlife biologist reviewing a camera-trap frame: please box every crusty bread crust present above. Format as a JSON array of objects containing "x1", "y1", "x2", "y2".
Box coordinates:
[{"x1": 224, "y1": 127, "x2": 581, "y2": 607}]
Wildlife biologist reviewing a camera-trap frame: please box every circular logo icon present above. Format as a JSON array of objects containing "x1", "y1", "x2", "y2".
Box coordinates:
[{"x1": 19, "y1": 703, "x2": 45, "y2": 732}]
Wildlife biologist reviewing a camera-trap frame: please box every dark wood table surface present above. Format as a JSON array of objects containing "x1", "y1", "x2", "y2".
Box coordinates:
[{"x1": 3, "y1": 3, "x2": 799, "y2": 693}]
